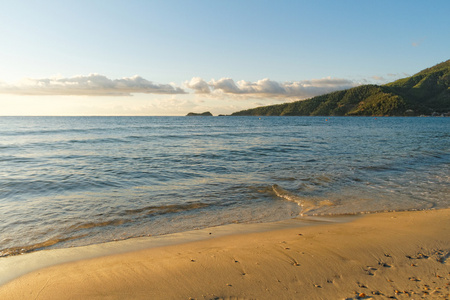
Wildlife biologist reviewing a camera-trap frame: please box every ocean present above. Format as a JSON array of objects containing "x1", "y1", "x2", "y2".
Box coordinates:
[{"x1": 0, "y1": 116, "x2": 449, "y2": 257}]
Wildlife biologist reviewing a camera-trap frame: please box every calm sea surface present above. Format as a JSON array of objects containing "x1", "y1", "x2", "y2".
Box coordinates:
[{"x1": 0, "y1": 116, "x2": 449, "y2": 256}]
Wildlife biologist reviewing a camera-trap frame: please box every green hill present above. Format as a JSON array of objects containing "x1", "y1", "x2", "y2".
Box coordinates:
[{"x1": 231, "y1": 60, "x2": 450, "y2": 116}]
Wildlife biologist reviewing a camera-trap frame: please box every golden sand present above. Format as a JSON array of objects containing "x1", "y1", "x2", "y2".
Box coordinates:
[{"x1": 1, "y1": 209, "x2": 449, "y2": 299}]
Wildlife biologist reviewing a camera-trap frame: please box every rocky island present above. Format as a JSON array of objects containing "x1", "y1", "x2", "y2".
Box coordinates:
[{"x1": 186, "y1": 111, "x2": 213, "y2": 116}]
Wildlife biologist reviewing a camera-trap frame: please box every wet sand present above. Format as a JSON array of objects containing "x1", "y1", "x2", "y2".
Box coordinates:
[{"x1": 0, "y1": 209, "x2": 449, "y2": 299}]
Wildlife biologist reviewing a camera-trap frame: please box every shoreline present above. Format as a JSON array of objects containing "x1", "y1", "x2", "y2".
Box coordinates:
[
  {"x1": 0, "y1": 214, "x2": 357, "y2": 287},
  {"x1": 1, "y1": 209, "x2": 449, "y2": 299}
]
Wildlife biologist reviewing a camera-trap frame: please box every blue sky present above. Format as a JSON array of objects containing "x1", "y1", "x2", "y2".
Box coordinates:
[{"x1": 0, "y1": 0, "x2": 449, "y2": 115}]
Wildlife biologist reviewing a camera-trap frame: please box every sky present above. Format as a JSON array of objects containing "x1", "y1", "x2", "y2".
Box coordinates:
[{"x1": 0, "y1": 0, "x2": 449, "y2": 116}]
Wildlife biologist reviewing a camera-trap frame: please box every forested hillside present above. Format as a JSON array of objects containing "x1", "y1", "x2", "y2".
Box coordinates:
[{"x1": 231, "y1": 60, "x2": 450, "y2": 116}]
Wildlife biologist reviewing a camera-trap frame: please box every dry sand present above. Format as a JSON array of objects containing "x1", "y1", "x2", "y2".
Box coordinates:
[{"x1": 0, "y1": 209, "x2": 449, "y2": 299}]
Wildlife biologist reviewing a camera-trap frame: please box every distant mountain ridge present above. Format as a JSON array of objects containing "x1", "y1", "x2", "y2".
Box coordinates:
[{"x1": 231, "y1": 60, "x2": 450, "y2": 116}]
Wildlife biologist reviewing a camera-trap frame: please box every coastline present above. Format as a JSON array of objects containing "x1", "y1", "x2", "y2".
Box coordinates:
[
  {"x1": 0, "y1": 214, "x2": 357, "y2": 287},
  {"x1": 1, "y1": 209, "x2": 449, "y2": 299}
]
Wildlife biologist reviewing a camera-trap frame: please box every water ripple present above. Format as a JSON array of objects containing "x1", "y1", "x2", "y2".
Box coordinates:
[{"x1": 0, "y1": 116, "x2": 448, "y2": 256}]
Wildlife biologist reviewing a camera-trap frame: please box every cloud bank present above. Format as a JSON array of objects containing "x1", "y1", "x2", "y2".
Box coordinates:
[
  {"x1": 186, "y1": 77, "x2": 359, "y2": 99},
  {"x1": 0, "y1": 74, "x2": 360, "y2": 100},
  {"x1": 0, "y1": 74, "x2": 186, "y2": 96}
]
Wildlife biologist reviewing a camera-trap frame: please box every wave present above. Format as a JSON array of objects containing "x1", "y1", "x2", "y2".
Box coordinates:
[
  {"x1": 272, "y1": 184, "x2": 334, "y2": 215},
  {"x1": 0, "y1": 201, "x2": 211, "y2": 257},
  {"x1": 123, "y1": 202, "x2": 210, "y2": 216},
  {"x1": 0, "y1": 128, "x2": 95, "y2": 137},
  {"x1": 0, "y1": 178, "x2": 122, "y2": 200},
  {"x1": 0, "y1": 234, "x2": 88, "y2": 257}
]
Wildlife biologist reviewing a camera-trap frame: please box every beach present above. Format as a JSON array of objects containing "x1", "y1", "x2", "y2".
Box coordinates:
[{"x1": 0, "y1": 209, "x2": 449, "y2": 299}]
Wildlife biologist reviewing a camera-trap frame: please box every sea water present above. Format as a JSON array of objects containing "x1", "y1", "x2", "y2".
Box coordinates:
[{"x1": 0, "y1": 116, "x2": 448, "y2": 256}]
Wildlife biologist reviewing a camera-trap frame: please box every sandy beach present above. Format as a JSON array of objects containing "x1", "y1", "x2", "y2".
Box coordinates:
[{"x1": 0, "y1": 209, "x2": 449, "y2": 299}]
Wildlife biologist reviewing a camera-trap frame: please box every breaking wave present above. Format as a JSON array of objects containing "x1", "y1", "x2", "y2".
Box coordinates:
[{"x1": 272, "y1": 184, "x2": 334, "y2": 215}]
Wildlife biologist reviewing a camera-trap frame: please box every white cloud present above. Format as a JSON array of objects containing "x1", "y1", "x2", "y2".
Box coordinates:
[
  {"x1": 0, "y1": 74, "x2": 186, "y2": 96},
  {"x1": 185, "y1": 77, "x2": 211, "y2": 94},
  {"x1": 186, "y1": 77, "x2": 359, "y2": 99},
  {"x1": 0, "y1": 73, "x2": 362, "y2": 104},
  {"x1": 209, "y1": 78, "x2": 242, "y2": 94}
]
